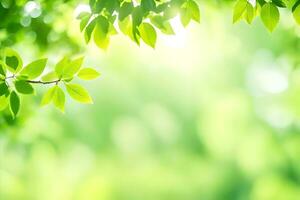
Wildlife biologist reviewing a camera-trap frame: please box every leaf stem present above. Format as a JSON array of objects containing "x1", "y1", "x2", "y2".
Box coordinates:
[
  {"x1": 27, "y1": 80, "x2": 61, "y2": 85},
  {"x1": 4, "y1": 75, "x2": 61, "y2": 85}
]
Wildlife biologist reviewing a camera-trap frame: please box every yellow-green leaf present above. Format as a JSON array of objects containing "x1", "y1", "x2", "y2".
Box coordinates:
[
  {"x1": 78, "y1": 68, "x2": 100, "y2": 80},
  {"x1": 293, "y1": 4, "x2": 300, "y2": 24},
  {"x1": 0, "y1": 95, "x2": 8, "y2": 111},
  {"x1": 41, "y1": 71, "x2": 59, "y2": 82},
  {"x1": 20, "y1": 58, "x2": 47, "y2": 79},
  {"x1": 53, "y1": 86, "x2": 65, "y2": 112},
  {"x1": 139, "y1": 22, "x2": 157, "y2": 48},
  {"x1": 55, "y1": 56, "x2": 70, "y2": 78},
  {"x1": 62, "y1": 57, "x2": 84, "y2": 79},
  {"x1": 233, "y1": 0, "x2": 247, "y2": 23},
  {"x1": 65, "y1": 83, "x2": 93, "y2": 104},
  {"x1": 260, "y1": 3, "x2": 280, "y2": 32},
  {"x1": 94, "y1": 16, "x2": 110, "y2": 50},
  {"x1": 245, "y1": 2, "x2": 255, "y2": 24},
  {"x1": 41, "y1": 86, "x2": 56, "y2": 106}
]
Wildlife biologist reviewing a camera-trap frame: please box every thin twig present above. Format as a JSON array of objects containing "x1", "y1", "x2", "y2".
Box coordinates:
[{"x1": 27, "y1": 80, "x2": 61, "y2": 85}]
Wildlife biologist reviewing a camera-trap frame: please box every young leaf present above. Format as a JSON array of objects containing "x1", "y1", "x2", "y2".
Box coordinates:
[
  {"x1": 55, "y1": 56, "x2": 70, "y2": 78},
  {"x1": 5, "y1": 48, "x2": 23, "y2": 73},
  {"x1": 94, "y1": 16, "x2": 110, "y2": 50},
  {"x1": 260, "y1": 3, "x2": 280, "y2": 32},
  {"x1": 62, "y1": 57, "x2": 84, "y2": 79},
  {"x1": 14, "y1": 80, "x2": 34, "y2": 95},
  {"x1": 41, "y1": 71, "x2": 59, "y2": 82},
  {"x1": 0, "y1": 61, "x2": 7, "y2": 76},
  {"x1": 245, "y1": 2, "x2": 255, "y2": 24},
  {"x1": 118, "y1": 16, "x2": 135, "y2": 40},
  {"x1": 80, "y1": 15, "x2": 91, "y2": 32},
  {"x1": 65, "y1": 83, "x2": 93, "y2": 104},
  {"x1": 293, "y1": 4, "x2": 300, "y2": 24},
  {"x1": 84, "y1": 18, "x2": 97, "y2": 43},
  {"x1": 53, "y1": 86, "x2": 65, "y2": 112},
  {"x1": 20, "y1": 58, "x2": 47, "y2": 79},
  {"x1": 78, "y1": 68, "x2": 100, "y2": 80},
  {"x1": 77, "y1": 12, "x2": 91, "y2": 20},
  {"x1": 180, "y1": 0, "x2": 200, "y2": 26},
  {"x1": 233, "y1": 0, "x2": 247, "y2": 23},
  {"x1": 9, "y1": 91, "x2": 20, "y2": 117},
  {"x1": 188, "y1": 0, "x2": 200, "y2": 22},
  {"x1": 139, "y1": 22, "x2": 157, "y2": 48},
  {"x1": 41, "y1": 86, "x2": 56, "y2": 106},
  {"x1": 0, "y1": 95, "x2": 8, "y2": 111},
  {"x1": 150, "y1": 16, "x2": 175, "y2": 35},
  {"x1": 119, "y1": 1, "x2": 134, "y2": 21}
]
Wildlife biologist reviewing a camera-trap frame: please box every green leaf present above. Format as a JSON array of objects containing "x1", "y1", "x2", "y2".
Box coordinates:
[
  {"x1": 245, "y1": 2, "x2": 255, "y2": 24},
  {"x1": 41, "y1": 86, "x2": 56, "y2": 106},
  {"x1": 0, "y1": 82, "x2": 9, "y2": 96},
  {"x1": 78, "y1": 68, "x2": 100, "y2": 80},
  {"x1": 9, "y1": 91, "x2": 20, "y2": 117},
  {"x1": 0, "y1": 95, "x2": 8, "y2": 111},
  {"x1": 14, "y1": 80, "x2": 34, "y2": 95},
  {"x1": 94, "y1": 16, "x2": 110, "y2": 50},
  {"x1": 272, "y1": 0, "x2": 286, "y2": 8},
  {"x1": 141, "y1": 0, "x2": 156, "y2": 12},
  {"x1": 233, "y1": 0, "x2": 247, "y2": 23},
  {"x1": 80, "y1": 15, "x2": 91, "y2": 32},
  {"x1": 180, "y1": 0, "x2": 200, "y2": 27},
  {"x1": 53, "y1": 86, "x2": 65, "y2": 112},
  {"x1": 188, "y1": 0, "x2": 200, "y2": 22},
  {"x1": 293, "y1": 4, "x2": 300, "y2": 24},
  {"x1": 119, "y1": 1, "x2": 134, "y2": 21},
  {"x1": 62, "y1": 57, "x2": 84, "y2": 79},
  {"x1": 132, "y1": 6, "x2": 144, "y2": 28},
  {"x1": 65, "y1": 83, "x2": 93, "y2": 104},
  {"x1": 119, "y1": 16, "x2": 134, "y2": 40},
  {"x1": 20, "y1": 58, "x2": 47, "y2": 79},
  {"x1": 77, "y1": 12, "x2": 90, "y2": 20},
  {"x1": 5, "y1": 48, "x2": 23, "y2": 73},
  {"x1": 41, "y1": 85, "x2": 65, "y2": 112},
  {"x1": 41, "y1": 71, "x2": 59, "y2": 82},
  {"x1": 260, "y1": 3, "x2": 280, "y2": 32},
  {"x1": 139, "y1": 22, "x2": 157, "y2": 48},
  {"x1": 84, "y1": 18, "x2": 97, "y2": 43},
  {"x1": 55, "y1": 56, "x2": 70, "y2": 78},
  {"x1": 0, "y1": 61, "x2": 7, "y2": 77},
  {"x1": 293, "y1": 0, "x2": 300, "y2": 12},
  {"x1": 150, "y1": 16, "x2": 175, "y2": 35}
]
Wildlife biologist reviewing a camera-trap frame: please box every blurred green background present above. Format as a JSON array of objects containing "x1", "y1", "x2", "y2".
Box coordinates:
[{"x1": 2, "y1": 1, "x2": 300, "y2": 200}]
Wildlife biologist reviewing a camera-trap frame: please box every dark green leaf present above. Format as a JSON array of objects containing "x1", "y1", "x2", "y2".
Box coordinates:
[
  {"x1": 9, "y1": 91, "x2": 20, "y2": 117},
  {"x1": 15, "y1": 80, "x2": 34, "y2": 94}
]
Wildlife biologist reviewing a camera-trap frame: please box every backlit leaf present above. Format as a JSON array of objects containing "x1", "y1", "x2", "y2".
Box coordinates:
[
  {"x1": 20, "y1": 58, "x2": 47, "y2": 79},
  {"x1": 78, "y1": 68, "x2": 100, "y2": 80},
  {"x1": 65, "y1": 83, "x2": 93, "y2": 104},
  {"x1": 261, "y1": 3, "x2": 280, "y2": 32}
]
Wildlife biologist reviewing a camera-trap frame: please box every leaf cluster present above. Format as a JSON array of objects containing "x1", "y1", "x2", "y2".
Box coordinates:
[
  {"x1": 78, "y1": 0, "x2": 200, "y2": 49},
  {"x1": 0, "y1": 48, "x2": 100, "y2": 117},
  {"x1": 233, "y1": 0, "x2": 300, "y2": 32}
]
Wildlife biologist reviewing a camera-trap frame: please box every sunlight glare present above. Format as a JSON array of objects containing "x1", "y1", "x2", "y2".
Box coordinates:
[
  {"x1": 161, "y1": 16, "x2": 187, "y2": 48},
  {"x1": 74, "y1": 4, "x2": 91, "y2": 18}
]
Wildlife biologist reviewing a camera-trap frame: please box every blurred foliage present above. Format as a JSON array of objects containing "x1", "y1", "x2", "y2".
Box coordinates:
[
  {"x1": 2, "y1": 0, "x2": 300, "y2": 200},
  {"x1": 0, "y1": 0, "x2": 81, "y2": 51}
]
